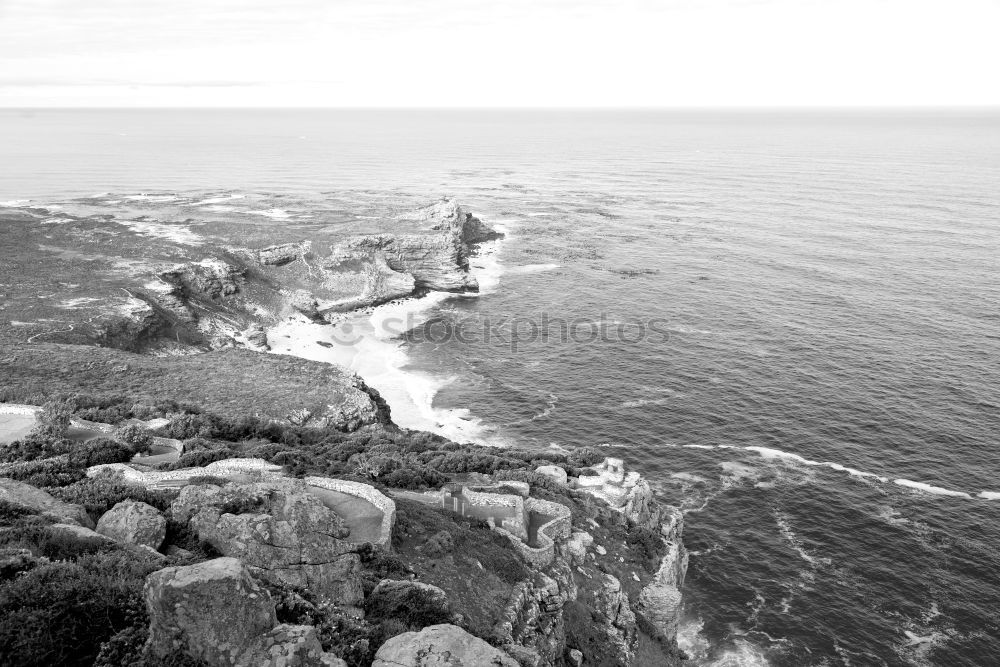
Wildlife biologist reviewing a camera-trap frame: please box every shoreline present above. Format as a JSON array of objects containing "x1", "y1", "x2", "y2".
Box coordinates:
[{"x1": 267, "y1": 224, "x2": 508, "y2": 445}]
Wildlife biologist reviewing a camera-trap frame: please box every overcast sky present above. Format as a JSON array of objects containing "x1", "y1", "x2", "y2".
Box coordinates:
[{"x1": 1, "y1": 0, "x2": 997, "y2": 107}]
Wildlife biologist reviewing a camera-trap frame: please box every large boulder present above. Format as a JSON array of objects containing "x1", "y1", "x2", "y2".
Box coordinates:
[
  {"x1": 144, "y1": 557, "x2": 278, "y2": 665},
  {"x1": 372, "y1": 624, "x2": 519, "y2": 667},
  {"x1": 535, "y1": 465, "x2": 568, "y2": 486},
  {"x1": 171, "y1": 479, "x2": 364, "y2": 604},
  {"x1": 0, "y1": 477, "x2": 94, "y2": 527},
  {"x1": 144, "y1": 557, "x2": 344, "y2": 666},
  {"x1": 96, "y1": 500, "x2": 167, "y2": 549}
]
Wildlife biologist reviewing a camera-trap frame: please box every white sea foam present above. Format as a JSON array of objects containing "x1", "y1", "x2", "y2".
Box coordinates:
[
  {"x1": 977, "y1": 491, "x2": 1000, "y2": 500},
  {"x1": 250, "y1": 208, "x2": 292, "y2": 219},
  {"x1": 124, "y1": 194, "x2": 179, "y2": 202},
  {"x1": 894, "y1": 479, "x2": 972, "y2": 498},
  {"x1": 0, "y1": 200, "x2": 30, "y2": 207},
  {"x1": 743, "y1": 446, "x2": 889, "y2": 482},
  {"x1": 506, "y1": 262, "x2": 560, "y2": 275},
  {"x1": 678, "y1": 617, "x2": 771, "y2": 667},
  {"x1": 116, "y1": 220, "x2": 202, "y2": 245},
  {"x1": 194, "y1": 194, "x2": 245, "y2": 205}
]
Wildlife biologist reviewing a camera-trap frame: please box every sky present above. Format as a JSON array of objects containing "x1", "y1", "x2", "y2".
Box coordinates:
[{"x1": 0, "y1": 0, "x2": 998, "y2": 107}]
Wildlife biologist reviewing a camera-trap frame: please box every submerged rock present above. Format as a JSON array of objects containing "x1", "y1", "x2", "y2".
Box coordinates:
[
  {"x1": 372, "y1": 623, "x2": 519, "y2": 667},
  {"x1": 96, "y1": 500, "x2": 167, "y2": 550}
]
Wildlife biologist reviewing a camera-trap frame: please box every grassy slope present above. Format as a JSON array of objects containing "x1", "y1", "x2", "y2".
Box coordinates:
[{"x1": 0, "y1": 343, "x2": 383, "y2": 426}]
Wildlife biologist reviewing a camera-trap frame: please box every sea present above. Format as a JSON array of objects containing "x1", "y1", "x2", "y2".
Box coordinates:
[{"x1": 2, "y1": 108, "x2": 999, "y2": 666}]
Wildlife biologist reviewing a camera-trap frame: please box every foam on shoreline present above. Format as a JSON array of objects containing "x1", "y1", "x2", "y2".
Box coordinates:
[{"x1": 267, "y1": 223, "x2": 507, "y2": 445}]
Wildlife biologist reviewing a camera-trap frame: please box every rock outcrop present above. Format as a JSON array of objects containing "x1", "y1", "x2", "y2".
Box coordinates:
[
  {"x1": 0, "y1": 477, "x2": 94, "y2": 527},
  {"x1": 170, "y1": 479, "x2": 364, "y2": 605},
  {"x1": 494, "y1": 566, "x2": 575, "y2": 666},
  {"x1": 144, "y1": 557, "x2": 345, "y2": 666},
  {"x1": 256, "y1": 241, "x2": 312, "y2": 267},
  {"x1": 372, "y1": 624, "x2": 519, "y2": 667},
  {"x1": 636, "y1": 507, "x2": 688, "y2": 644},
  {"x1": 535, "y1": 465, "x2": 568, "y2": 486},
  {"x1": 417, "y1": 198, "x2": 504, "y2": 246},
  {"x1": 325, "y1": 232, "x2": 476, "y2": 294},
  {"x1": 96, "y1": 500, "x2": 167, "y2": 550}
]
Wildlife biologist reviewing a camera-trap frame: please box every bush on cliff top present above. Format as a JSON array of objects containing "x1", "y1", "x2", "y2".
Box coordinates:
[
  {"x1": 0, "y1": 550, "x2": 159, "y2": 667},
  {"x1": 49, "y1": 471, "x2": 178, "y2": 523}
]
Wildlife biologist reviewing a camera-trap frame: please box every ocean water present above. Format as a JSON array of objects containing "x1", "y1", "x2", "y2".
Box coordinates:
[{"x1": 2, "y1": 109, "x2": 1000, "y2": 665}]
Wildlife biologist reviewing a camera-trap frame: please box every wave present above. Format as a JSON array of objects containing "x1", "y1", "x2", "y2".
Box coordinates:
[
  {"x1": 893, "y1": 479, "x2": 972, "y2": 499},
  {"x1": 682, "y1": 444, "x2": 994, "y2": 501},
  {"x1": 743, "y1": 446, "x2": 889, "y2": 482},
  {"x1": 250, "y1": 208, "x2": 293, "y2": 219},
  {"x1": 506, "y1": 263, "x2": 560, "y2": 275},
  {"x1": 0, "y1": 200, "x2": 31, "y2": 207}
]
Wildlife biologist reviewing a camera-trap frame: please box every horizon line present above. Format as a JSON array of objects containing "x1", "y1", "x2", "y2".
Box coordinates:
[{"x1": 3, "y1": 104, "x2": 999, "y2": 111}]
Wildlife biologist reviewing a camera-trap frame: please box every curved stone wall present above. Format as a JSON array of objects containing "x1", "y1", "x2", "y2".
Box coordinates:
[{"x1": 304, "y1": 476, "x2": 396, "y2": 548}]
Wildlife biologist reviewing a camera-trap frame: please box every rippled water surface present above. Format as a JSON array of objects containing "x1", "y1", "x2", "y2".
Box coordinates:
[{"x1": 2, "y1": 109, "x2": 999, "y2": 665}]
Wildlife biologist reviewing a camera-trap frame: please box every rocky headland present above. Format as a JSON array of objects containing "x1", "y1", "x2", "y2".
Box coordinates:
[{"x1": 0, "y1": 198, "x2": 687, "y2": 667}]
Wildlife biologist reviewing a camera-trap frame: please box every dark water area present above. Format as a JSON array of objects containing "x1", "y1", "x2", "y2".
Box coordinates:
[{"x1": 2, "y1": 108, "x2": 999, "y2": 665}]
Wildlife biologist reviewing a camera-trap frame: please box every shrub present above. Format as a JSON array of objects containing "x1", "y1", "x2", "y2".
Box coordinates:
[
  {"x1": 363, "y1": 586, "x2": 452, "y2": 628},
  {"x1": 424, "y1": 530, "x2": 454, "y2": 557},
  {"x1": 113, "y1": 425, "x2": 153, "y2": 453},
  {"x1": 0, "y1": 550, "x2": 159, "y2": 667},
  {"x1": 165, "y1": 448, "x2": 234, "y2": 470},
  {"x1": 0, "y1": 523, "x2": 119, "y2": 561},
  {"x1": 35, "y1": 400, "x2": 75, "y2": 438},
  {"x1": 0, "y1": 499, "x2": 39, "y2": 526},
  {"x1": 50, "y1": 472, "x2": 177, "y2": 521},
  {"x1": 0, "y1": 431, "x2": 74, "y2": 463},
  {"x1": 1, "y1": 457, "x2": 84, "y2": 487},
  {"x1": 67, "y1": 437, "x2": 134, "y2": 467}
]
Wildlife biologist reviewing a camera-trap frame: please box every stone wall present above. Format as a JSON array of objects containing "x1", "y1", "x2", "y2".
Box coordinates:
[
  {"x1": 492, "y1": 498, "x2": 572, "y2": 569},
  {"x1": 88, "y1": 458, "x2": 285, "y2": 485},
  {"x1": 305, "y1": 476, "x2": 396, "y2": 549}
]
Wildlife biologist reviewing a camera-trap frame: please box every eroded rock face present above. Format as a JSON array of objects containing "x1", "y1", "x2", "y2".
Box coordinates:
[
  {"x1": 419, "y1": 199, "x2": 504, "y2": 246},
  {"x1": 257, "y1": 241, "x2": 311, "y2": 267},
  {"x1": 326, "y1": 232, "x2": 476, "y2": 293},
  {"x1": 566, "y1": 573, "x2": 638, "y2": 667},
  {"x1": 0, "y1": 477, "x2": 94, "y2": 528},
  {"x1": 144, "y1": 557, "x2": 344, "y2": 666},
  {"x1": 320, "y1": 252, "x2": 417, "y2": 313},
  {"x1": 96, "y1": 500, "x2": 167, "y2": 550},
  {"x1": 372, "y1": 624, "x2": 519, "y2": 667},
  {"x1": 160, "y1": 258, "x2": 245, "y2": 300},
  {"x1": 636, "y1": 507, "x2": 688, "y2": 644},
  {"x1": 170, "y1": 479, "x2": 364, "y2": 605},
  {"x1": 495, "y1": 568, "x2": 573, "y2": 666}
]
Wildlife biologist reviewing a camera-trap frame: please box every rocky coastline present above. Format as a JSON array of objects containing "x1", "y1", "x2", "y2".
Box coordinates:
[{"x1": 0, "y1": 198, "x2": 687, "y2": 666}]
